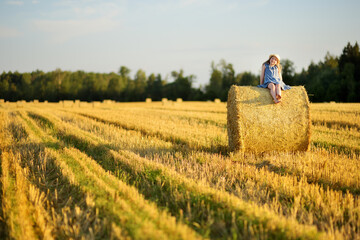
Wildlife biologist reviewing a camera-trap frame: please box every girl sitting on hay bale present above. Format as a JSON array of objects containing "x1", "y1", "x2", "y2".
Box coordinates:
[{"x1": 258, "y1": 54, "x2": 291, "y2": 104}]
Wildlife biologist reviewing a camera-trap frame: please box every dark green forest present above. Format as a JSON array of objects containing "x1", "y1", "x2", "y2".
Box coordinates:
[{"x1": 1, "y1": 42, "x2": 359, "y2": 102}]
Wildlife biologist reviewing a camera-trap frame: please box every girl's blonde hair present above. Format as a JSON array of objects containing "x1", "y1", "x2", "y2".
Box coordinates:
[{"x1": 263, "y1": 54, "x2": 282, "y2": 73}]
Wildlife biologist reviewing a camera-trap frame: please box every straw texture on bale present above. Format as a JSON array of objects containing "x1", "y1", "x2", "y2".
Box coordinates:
[{"x1": 227, "y1": 85, "x2": 311, "y2": 153}]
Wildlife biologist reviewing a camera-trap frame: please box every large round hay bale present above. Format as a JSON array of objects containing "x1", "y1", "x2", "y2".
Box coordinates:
[{"x1": 227, "y1": 85, "x2": 311, "y2": 153}]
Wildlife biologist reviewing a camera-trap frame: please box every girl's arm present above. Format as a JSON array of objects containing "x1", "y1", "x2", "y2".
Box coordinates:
[{"x1": 260, "y1": 64, "x2": 265, "y2": 85}]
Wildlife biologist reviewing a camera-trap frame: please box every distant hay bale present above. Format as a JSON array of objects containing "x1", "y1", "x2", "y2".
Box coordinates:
[
  {"x1": 79, "y1": 101, "x2": 89, "y2": 108},
  {"x1": 74, "y1": 99, "x2": 80, "y2": 107},
  {"x1": 103, "y1": 99, "x2": 113, "y2": 104},
  {"x1": 0, "y1": 99, "x2": 5, "y2": 104},
  {"x1": 227, "y1": 85, "x2": 311, "y2": 153},
  {"x1": 146, "y1": 98, "x2": 152, "y2": 103},
  {"x1": 162, "y1": 98, "x2": 168, "y2": 105},
  {"x1": 176, "y1": 98, "x2": 183, "y2": 103},
  {"x1": 62, "y1": 100, "x2": 74, "y2": 108},
  {"x1": 44, "y1": 100, "x2": 48, "y2": 104},
  {"x1": 16, "y1": 100, "x2": 26, "y2": 107},
  {"x1": 34, "y1": 99, "x2": 39, "y2": 104},
  {"x1": 92, "y1": 101, "x2": 101, "y2": 108},
  {"x1": 214, "y1": 98, "x2": 221, "y2": 103}
]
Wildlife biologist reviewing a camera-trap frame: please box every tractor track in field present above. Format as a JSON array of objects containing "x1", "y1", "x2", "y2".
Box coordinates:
[{"x1": 24, "y1": 109, "x2": 323, "y2": 240}]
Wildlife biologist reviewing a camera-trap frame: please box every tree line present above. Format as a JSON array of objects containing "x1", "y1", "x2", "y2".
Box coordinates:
[{"x1": 1, "y1": 42, "x2": 359, "y2": 102}]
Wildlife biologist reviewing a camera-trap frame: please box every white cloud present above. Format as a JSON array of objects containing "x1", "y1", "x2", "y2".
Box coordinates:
[
  {"x1": 6, "y1": 0, "x2": 24, "y2": 6},
  {"x1": 0, "y1": 25, "x2": 21, "y2": 38},
  {"x1": 32, "y1": 0, "x2": 40, "y2": 4}
]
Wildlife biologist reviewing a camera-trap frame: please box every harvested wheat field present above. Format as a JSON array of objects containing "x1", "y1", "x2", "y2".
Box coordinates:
[{"x1": 0, "y1": 101, "x2": 359, "y2": 239}]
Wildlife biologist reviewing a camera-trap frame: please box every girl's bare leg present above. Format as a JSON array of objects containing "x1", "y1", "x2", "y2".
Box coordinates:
[
  {"x1": 267, "y1": 83, "x2": 280, "y2": 103},
  {"x1": 275, "y1": 84, "x2": 282, "y2": 100}
]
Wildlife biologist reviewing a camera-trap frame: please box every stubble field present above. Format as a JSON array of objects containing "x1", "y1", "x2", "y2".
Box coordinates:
[{"x1": 0, "y1": 101, "x2": 359, "y2": 239}]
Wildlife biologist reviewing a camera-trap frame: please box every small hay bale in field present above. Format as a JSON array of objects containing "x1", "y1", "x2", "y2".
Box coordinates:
[
  {"x1": 146, "y1": 98, "x2": 152, "y2": 103},
  {"x1": 74, "y1": 99, "x2": 80, "y2": 107},
  {"x1": 176, "y1": 98, "x2": 183, "y2": 103},
  {"x1": 0, "y1": 99, "x2": 4, "y2": 104},
  {"x1": 44, "y1": 100, "x2": 48, "y2": 104},
  {"x1": 227, "y1": 85, "x2": 311, "y2": 153},
  {"x1": 103, "y1": 99, "x2": 113, "y2": 104},
  {"x1": 92, "y1": 101, "x2": 101, "y2": 108},
  {"x1": 79, "y1": 101, "x2": 89, "y2": 108},
  {"x1": 16, "y1": 100, "x2": 26, "y2": 107},
  {"x1": 214, "y1": 98, "x2": 221, "y2": 103},
  {"x1": 62, "y1": 100, "x2": 74, "y2": 108},
  {"x1": 34, "y1": 99, "x2": 39, "y2": 104},
  {"x1": 162, "y1": 98, "x2": 169, "y2": 105}
]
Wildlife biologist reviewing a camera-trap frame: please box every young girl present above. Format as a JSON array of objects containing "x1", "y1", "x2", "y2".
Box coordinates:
[{"x1": 258, "y1": 54, "x2": 291, "y2": 104}]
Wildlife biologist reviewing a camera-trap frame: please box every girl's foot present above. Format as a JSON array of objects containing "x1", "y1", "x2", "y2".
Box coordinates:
[
  {"x1": 273, "y1": 99, "x2": 281, "y2": 104},
  {"x1": 276, "y1": 94, "x2": 282, "y2": 100}
]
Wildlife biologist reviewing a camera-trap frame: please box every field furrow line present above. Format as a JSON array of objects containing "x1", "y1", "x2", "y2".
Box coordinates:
[
  {"x1": 5, "y1": 111, "x2": 115, "y2": 239},
  {"x1": 26, "y1": 109, "x2": 325, "y2": 239},
  {"x1": 31, "y1": 109, "x2": 360, "y2": 239},
  {"x1": 53, "y1": 109, "x2": 360, "y2": 196},
  {"x1": 312, "y1": 141, "x2": 360, "y2": 158},
  {"x1": 0, "y1": 112, "x2": 54, "y2": 239},
  {"x1": 66, "y1": 110, "x2": 228, "y2": 154},
  {"x1": 54, "y1": 109, "x2": 360, "y2": 197},
  {"x1": 19, "y1": 110, "x2": 203, "y2": 240},
  {"x1": 312, "y1": 120, "x2": 360, "y2": 132}
]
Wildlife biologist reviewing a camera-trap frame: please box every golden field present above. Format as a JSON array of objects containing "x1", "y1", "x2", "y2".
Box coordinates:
[{"x1": 0, "y1": 101, "x2": 359, "y2": 239}]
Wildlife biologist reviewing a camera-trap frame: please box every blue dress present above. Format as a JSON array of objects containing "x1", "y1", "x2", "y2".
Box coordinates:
[{"x1": 257, "y1": 63, "x2": 291, "y2": 90}]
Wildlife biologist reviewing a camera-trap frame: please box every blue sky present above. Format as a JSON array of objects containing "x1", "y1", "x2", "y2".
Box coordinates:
[{"x1": 1, "y1": 0, "x2": 359, "y2": 87}]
